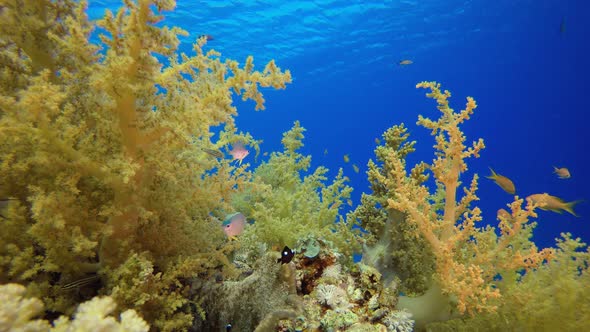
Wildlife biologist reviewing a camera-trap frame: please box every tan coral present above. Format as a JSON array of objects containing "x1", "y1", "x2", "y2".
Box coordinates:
[{"x1": 383, "y1": 82, "x2": 554, "y2": 315}]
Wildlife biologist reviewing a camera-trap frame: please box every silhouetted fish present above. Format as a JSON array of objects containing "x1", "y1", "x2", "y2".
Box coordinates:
[
  {"x1": 278, "y1": 246, "x2": 294, "y2": 264},
  {"x1": 559, "y1": 17, "x2": 566, "y2": 34}
]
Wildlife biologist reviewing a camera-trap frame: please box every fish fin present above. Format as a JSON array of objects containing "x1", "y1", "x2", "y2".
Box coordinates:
[
  {"x1": 486, "y1": 167, "x2": 497, "y2": 179},
  {"x1": 565, "y1": 200, "x2": 583, "y2": 217}
]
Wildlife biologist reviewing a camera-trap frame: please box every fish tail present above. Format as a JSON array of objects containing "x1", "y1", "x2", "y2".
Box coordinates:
[
  {"x1": 486, "y1": 167, "x2": 497, "y2": 179},
  {"x1": 564, "y1": 200, "x2": 583, "y2": 217}
]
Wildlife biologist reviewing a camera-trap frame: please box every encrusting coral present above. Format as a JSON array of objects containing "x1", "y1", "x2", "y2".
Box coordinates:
[{"x1": 0, "y1": 0, "x2": 290, "y2": 330}]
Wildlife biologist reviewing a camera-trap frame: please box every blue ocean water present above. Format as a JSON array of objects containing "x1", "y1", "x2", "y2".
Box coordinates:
[{"x1": 89, "y1": 0, "x2": 589, "y2": 250}]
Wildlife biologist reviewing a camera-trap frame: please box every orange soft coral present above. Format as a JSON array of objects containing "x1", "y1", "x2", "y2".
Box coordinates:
[{"x1": 383, "y1": 82, "x2": 553, "y2": 316}]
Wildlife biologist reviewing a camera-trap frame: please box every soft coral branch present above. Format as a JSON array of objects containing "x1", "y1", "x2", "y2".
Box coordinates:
[{"x1": 385, "y1": 82, "x2": 551, "y2": 316}]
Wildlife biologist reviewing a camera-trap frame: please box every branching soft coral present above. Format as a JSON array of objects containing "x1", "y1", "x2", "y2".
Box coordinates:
[
  {"x1": 377, "y1": 82, "x2": 554, "y2": 319},
  {"x1": 350, "y1": 124, "x2": 434, "y2": 295},
  {"x1": 0, "y1": 0, "x2": 291, "y2": 329},
  {"x1": 236, "y1": 121, "x2": 361, "y2": 258},
  {"x1": 0, "y1": 283, "x2": 149, "y2": 332},
  {"x1": 427, "y1": 233, "x2": 590, "y2": 331}
]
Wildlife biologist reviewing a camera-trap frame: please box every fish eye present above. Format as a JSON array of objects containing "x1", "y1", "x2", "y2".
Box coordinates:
[{"x1": 226, "y1": 224, "x2": 230, "y2": 228}]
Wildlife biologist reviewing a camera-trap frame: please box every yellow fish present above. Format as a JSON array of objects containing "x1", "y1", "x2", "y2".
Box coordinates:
[
  {"x1": 352, "y1": 164, "x2": 360, "y2": 173},
  {"x1": 486, "y1": 168, "x2": 516, "y2": 194},
  {"x1": 343, "y1": 154, "x2": 350, "y2": 163},
  {"x1": 553, "y1": 166, "x2": 571, "y2": 179},
  {"x1": 527, "y1": 193, "x2": 581, "y2": 217},
  {"x1": 398, "y1": 59, "x2": 413, "y2": 65}
]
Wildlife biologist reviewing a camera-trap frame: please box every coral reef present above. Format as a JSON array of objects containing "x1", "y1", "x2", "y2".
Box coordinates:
[
  {"x1": 358, "y1": 81, "x2": 580, "y2": 329},
  {"x1": 1, "y1": 0, "x2": 589, "y2": 331},
  {"x1": 0, "y1": 0, "x2": 290, "y2": 330}
]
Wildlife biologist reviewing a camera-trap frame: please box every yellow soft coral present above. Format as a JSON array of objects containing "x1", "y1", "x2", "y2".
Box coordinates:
[
  {"x1": 0, "y1": 0, "x2": 291, "y2": 328},
  {"x1": 383, "y1": 82, "x2": 553, "y2": 317}
]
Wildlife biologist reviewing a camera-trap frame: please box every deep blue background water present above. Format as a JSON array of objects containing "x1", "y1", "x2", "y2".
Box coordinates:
[{"x1": 89, "y1": 1, "x2": 589, "y2": 250}]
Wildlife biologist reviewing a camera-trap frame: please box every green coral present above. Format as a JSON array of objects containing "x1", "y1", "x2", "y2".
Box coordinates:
[
  {"x1": 236, "y1": 121, "x2": 361, "y2": 258},
  {"x1": 0, "y1": 0, "x2": 290, "y2": 329},
  {"x1": 350, "y1": 124, "x2": 435, "y2": 295},
  {"x1": 321, "y1": 309, "x2": 358, "y2": 329}
]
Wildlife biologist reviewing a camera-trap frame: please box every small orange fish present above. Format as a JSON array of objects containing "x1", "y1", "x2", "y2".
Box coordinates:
[
  {"x1": 553, "y1": 166, "x2": 571, "y2": 179},
  {"x1": 343, "y1": 154, "x2": 350, "y2": 163},
  {"x1": 487, "y1": 168, "x2": 516, "y2": 194},
  {"x1": 229, "y1": 142, "x2": 249, "y2": 165},
  {"x1": 398, "y1": 59, "x2": 413, "y2": 65},
  {"x1": 527, "y1": 193, "x2": 581, "y2": 217}
]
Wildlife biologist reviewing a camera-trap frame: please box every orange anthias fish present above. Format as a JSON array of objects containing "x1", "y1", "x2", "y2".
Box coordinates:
[
  {"x1": 222, "y1": 212, "x2": 246, "y2": 239},
  {"x1": 527, "y1": 193, "x2": 581, "y2": 217},
  {"x1": 487, "y1": 168, "x2": 516, "y2": 194},
  {"x1": 229, "y1": 142, "x2": 249, "y2": 165},
  {"x1": 553, "y1": 166, "x2": 571, "y2": 179},
  {"x1": 398, "y1": 59, "x2": 413, "y2": 65}
]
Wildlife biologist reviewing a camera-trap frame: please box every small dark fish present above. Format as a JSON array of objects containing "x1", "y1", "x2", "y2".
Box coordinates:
[
  {"x1": 559, "y1": 17, "x2": 566, "y2": 34},
  {"x1": 278, "y1": 246, "x2": 294, "y2": 264},
  {"x1": 199, "y1": 34, "x2": 214, "y2": 41},
  {"x1": 202, "y1": 148, "x2": 224, "y2": 159},
  {"x1": 226, "y1": 324, "x2": 232, "y2": 332}
]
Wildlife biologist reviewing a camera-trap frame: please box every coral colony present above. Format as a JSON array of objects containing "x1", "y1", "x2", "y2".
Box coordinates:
[{"x1": 0, "y1": 1, "x2": 588, "y2": 331}]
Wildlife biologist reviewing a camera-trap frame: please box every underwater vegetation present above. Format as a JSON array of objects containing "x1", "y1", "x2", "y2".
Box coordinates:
[{"x1": 0, "y1": 0, "x2": 588, "y2": 331}]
